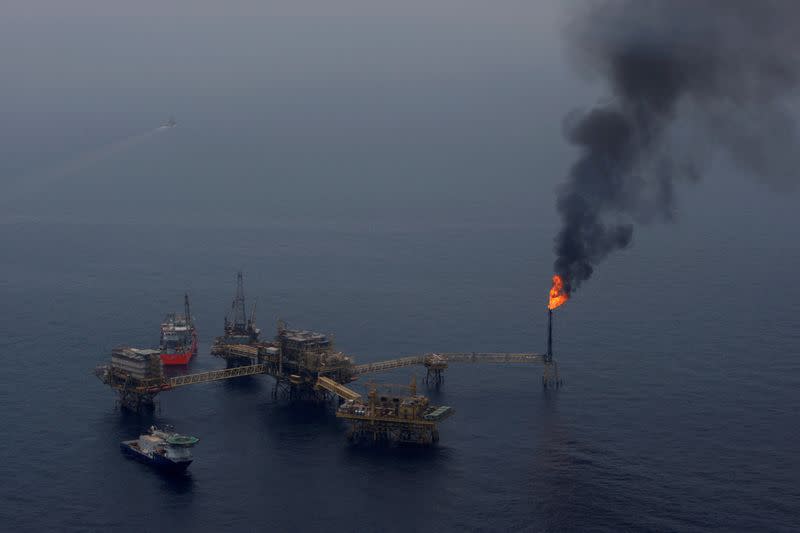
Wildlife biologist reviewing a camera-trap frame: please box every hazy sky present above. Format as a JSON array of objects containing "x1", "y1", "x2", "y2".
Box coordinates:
[
  {"x1": 1, "y1": 1, "x2": 572, "y2": 111},
  {"x1": 1, "y1": 0, "x2": 794, "y2": 232},
  {"x1": 4, "y1": 1, "x2": 561, "y2": 18}
]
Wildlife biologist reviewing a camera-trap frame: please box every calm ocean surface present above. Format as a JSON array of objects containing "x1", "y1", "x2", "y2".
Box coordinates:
[
  {"x1": 3, "y1": 7, "x2": 799, "y2": 530},
  {"x1": 0, "y1": 209, "x2": 798, "y2": 531}
]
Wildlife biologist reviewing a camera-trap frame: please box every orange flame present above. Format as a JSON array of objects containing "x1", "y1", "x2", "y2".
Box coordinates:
[{"x1": 548, "y1": 274, "x2": 569, "y2": 310}]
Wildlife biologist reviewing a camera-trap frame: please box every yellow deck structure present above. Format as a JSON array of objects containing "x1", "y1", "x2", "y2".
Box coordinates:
[
  {"x1": 336, "y1": 380, "x2": 454, "y2": 445},
  {"x1": 95, "y1": 321, "x2": 559, "y2": 443},
  {"x1": 94, "y1": 363, "x2": 268, "y2": 410}
]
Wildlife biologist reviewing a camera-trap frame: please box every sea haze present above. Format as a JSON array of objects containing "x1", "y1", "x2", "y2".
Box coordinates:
[{"x1": 0, "y1": 3, "x2": 799, "y2": 532}]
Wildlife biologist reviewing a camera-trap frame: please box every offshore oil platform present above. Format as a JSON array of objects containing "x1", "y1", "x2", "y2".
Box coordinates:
[
  {"x1": 95, "y1": 272, "x2": 563, "y2": 445},
  {"x1": 337, "y1": 379, "x2": 454, "y2": 445}
]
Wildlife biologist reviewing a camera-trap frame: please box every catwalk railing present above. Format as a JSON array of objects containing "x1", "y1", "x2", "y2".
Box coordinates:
[
  {"x1": 315, "y1": 376, "x2": 361, "y2": 401},
  {"x1": 167, "y1": 364, "x2": 267, "y2": 388},
  {"x1": 353, "y1": 352, "x2": 544, "y2": 375},
  {"x1": 97, "y1": 351, "x2": 546, "y2": 397}
]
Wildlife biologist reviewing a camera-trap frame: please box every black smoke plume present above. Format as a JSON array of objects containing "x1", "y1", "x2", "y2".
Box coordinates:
[{"x1": 554, "y1": 0, "x2": 800, "y2": 294}]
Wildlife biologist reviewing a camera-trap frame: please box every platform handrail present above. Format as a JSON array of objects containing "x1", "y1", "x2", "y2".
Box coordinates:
[
  {"x1": 168, "y1": 364, "x2": 267, "y2": 388},
  {"x1": 353, "y1": 352, "x2": 544, "y2": 375},
  {"x1": 435, "y1": 352, "x2": 544, "y2": 363},
  {"x1": 353, "y1": 355, "x2": 426, "y2": 375},
  {"x1": 316, "y1": 376, "x2": 361, "y2": 401}
]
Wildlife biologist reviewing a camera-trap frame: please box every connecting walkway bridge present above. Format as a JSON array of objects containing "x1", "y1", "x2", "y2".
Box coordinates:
[
  {"x1": 96, "y1": 363, "x2": 268, "y2": 394},
  {"x1": 97, "y1": 349, "x2": 554, "y2": 411},
  {"x1": 156, "y1": 352, "x2": 544, "y2": 390},
  {"x1": 353, "y1": 355, "x2": 425, "y2": 375},
  {"x1": 353, "y1": 352, "x2": 544, "y2": 375},
  {"x1": 315, "y1": 376, "x2": 361, "y2": 401},
  {"x1": 167, "y1": 364, "x2": 267, "y2": 388}
]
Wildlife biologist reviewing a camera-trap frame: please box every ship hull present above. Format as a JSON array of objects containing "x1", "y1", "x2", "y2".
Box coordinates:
[
  {"x1": 120, "y1": 442, "x2": 192, "y2": 472},
  {"x1": 160, "y1": 331, "x2": 198, "y2": 366}
]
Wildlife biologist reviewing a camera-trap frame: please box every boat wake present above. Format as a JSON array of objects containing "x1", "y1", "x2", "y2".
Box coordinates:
[{"x1": 3, "y1": 125, "x2": 172, "y2": 209}]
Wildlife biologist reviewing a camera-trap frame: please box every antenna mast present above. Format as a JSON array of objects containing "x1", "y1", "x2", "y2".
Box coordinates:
[{"x1": 184, "y1": 292, "x2": 192, "y2": 326}]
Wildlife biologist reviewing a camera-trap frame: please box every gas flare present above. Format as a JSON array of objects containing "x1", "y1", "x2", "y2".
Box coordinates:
[{"x1": 548, "y1": 275, "x2": 569, "y2": 310}]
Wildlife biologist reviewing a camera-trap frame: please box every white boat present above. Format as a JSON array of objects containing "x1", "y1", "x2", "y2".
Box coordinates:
[{"x1": 120, "y1": 425, "x2": 198, "y2": 472}]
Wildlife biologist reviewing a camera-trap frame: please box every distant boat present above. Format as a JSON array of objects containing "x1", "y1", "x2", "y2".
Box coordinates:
[{"x1": 160, "y1": 116, "x2": 177, "y2": 128}]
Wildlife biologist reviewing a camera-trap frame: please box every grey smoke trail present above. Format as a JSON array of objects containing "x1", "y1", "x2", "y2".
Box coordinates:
[{"x1": 554, "y1": 0, "x2": 800, "y2": 295}]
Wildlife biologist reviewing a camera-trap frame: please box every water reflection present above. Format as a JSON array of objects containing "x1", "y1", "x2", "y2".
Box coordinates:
[{"x1": 158, "y1": 470, "x2": 196, "y2": 494}]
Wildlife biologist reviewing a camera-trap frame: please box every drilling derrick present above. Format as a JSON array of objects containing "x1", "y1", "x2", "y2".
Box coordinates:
[
  {"x1": 212, "y1": 271, "x2": 261, "y2": 354},
  {"x1": 226, "y1": 271, "x2": 248, "y2": 335}
]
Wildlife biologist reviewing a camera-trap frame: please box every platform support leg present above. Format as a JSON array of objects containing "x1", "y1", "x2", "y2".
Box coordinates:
[{"x1": 542, "y1": 360, "x2": 562, "y2": 389}]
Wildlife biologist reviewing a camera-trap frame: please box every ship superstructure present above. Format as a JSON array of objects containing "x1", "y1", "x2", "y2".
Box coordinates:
[
  {"x1": 120, "y1": 425, "x2": 198, "y2": 472},
  {"x1": 160, "y1": 293, "x2": 198, "y2": 365}
]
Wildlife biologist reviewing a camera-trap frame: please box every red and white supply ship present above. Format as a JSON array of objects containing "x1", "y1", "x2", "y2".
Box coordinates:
[{"x1": 159, "y1": 294, "x2": 198, "y2": 365}]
